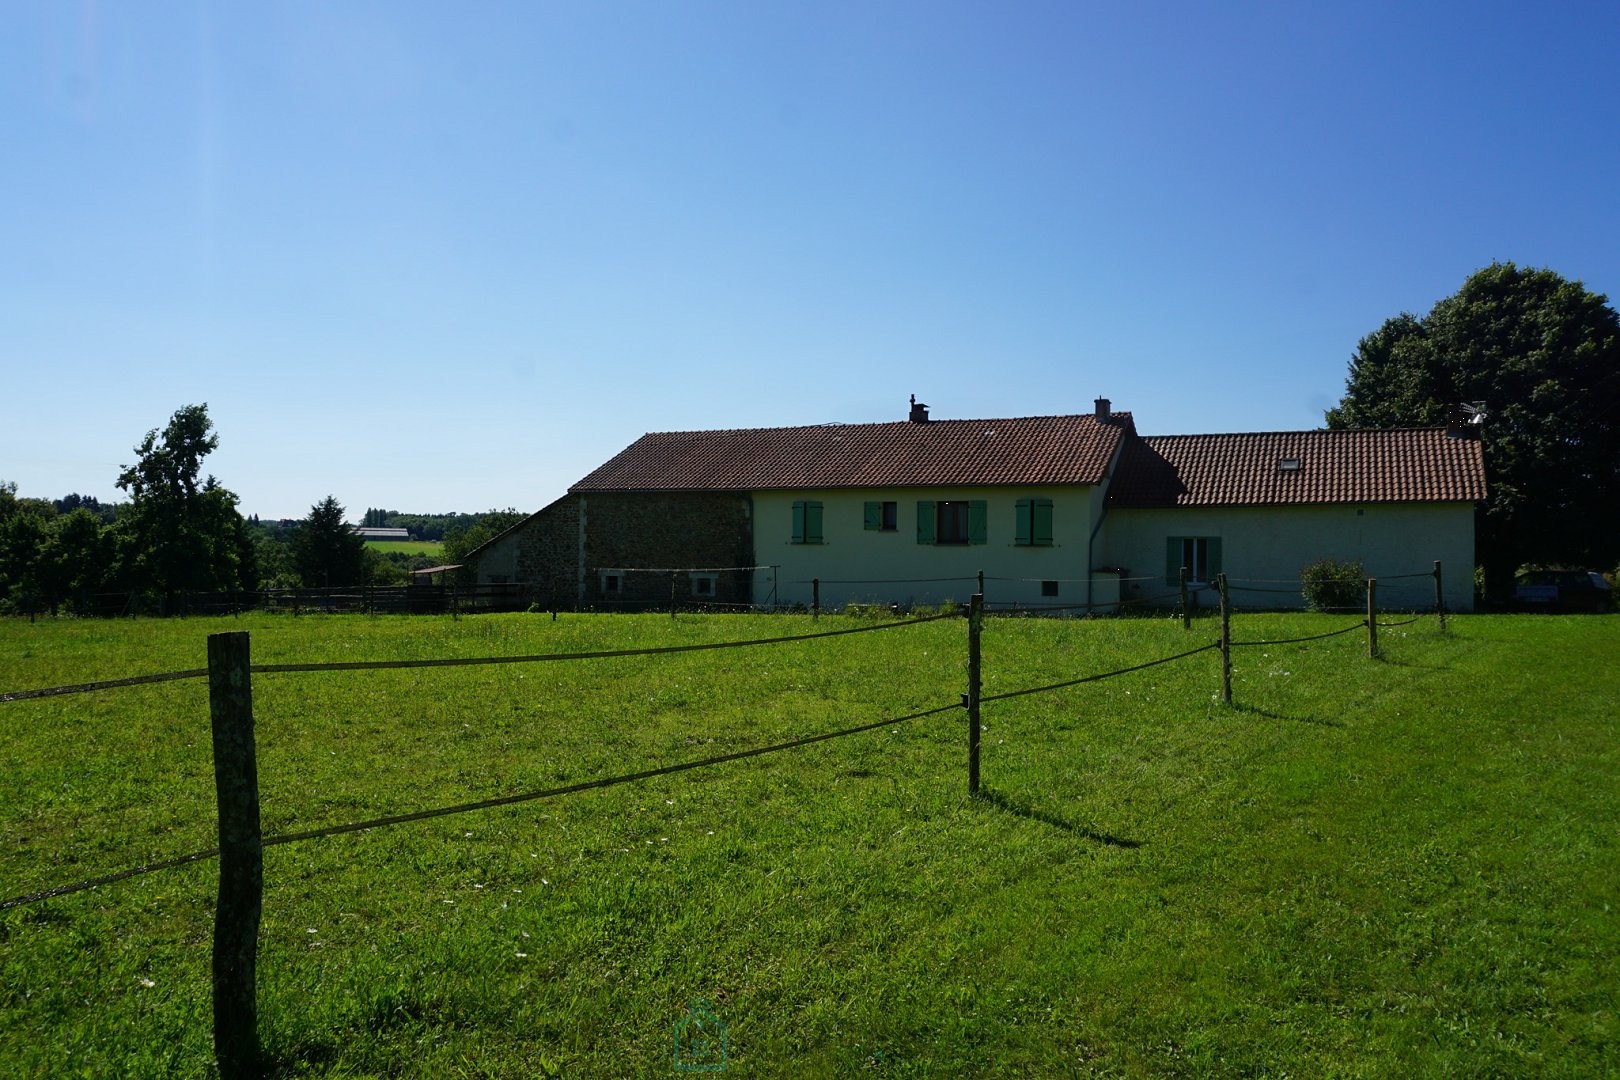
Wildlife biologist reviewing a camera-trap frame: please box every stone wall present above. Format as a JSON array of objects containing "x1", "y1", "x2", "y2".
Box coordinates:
[{"x1": 579, "y1": 492, "x2": 753, "y2": 607}]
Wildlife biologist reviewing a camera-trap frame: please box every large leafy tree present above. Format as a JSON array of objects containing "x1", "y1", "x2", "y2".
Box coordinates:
[
  {"x1": 1326, "y1": 263, "x2": 1620, "y2": 597},
  {"x1": 112, "y1": 404, "x2": 246, "y2": 610},
  {"x1": 291, "y1": 495, "x2": 369, "y2": 587}
]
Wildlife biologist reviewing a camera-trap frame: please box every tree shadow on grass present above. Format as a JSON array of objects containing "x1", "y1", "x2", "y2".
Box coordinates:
[
  {"x1": 975, "y1": 787, "x2": 1143, "y2": 849},
  {"x1": 1229, "y1": 702, "x2": 1344, "y2": 728}
]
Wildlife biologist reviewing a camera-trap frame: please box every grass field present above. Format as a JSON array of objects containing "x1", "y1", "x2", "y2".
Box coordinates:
[
  {"x1": 364, "y1": 540, "x2": 445, "y2": 557},
  {"x1": 0, "y1": 611, "x2": 1615, "y2": 1077}
]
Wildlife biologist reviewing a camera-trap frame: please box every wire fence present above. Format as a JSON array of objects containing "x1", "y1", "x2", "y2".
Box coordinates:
[
  {"x1": 1, "y1": 567, "x2": 1449, "y2": 911},
  {"x1": 0, "y1": 563, "x2": 1459, "y2": 1073}
]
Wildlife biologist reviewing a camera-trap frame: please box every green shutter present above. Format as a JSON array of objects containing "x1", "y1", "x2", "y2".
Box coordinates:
[
  {"x1": 1166, "y1": 537, "x2": 1181, "y2": 585},
  {"x1": 1033, "y1": 498, "x2": 1054, "y2": 546},
  {"x1": 864, "y1": 501, "x2": 881, "y2": 530},
  {"x1": 1014, "y1": 499, "x2": 1031, "y2": 546},
  {"x1": 792, "y1": 501, "x2": 806, "y2": 544},
  {"x1": 806, "y1": 501, "x2": 823, "y2": 544},
  {"x1": 968, "y1": 500, "x2": 987, "y2": 545},
  {"x1": 917, "y1": 500, "x2": 935, "y2": 544},
  {"x1": 1206, "y1": 536, "x2": 1222, "y2": 578}
]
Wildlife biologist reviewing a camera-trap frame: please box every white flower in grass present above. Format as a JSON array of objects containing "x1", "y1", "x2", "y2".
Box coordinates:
[
  {"x1": 138, "y1": 977, "x2": 155, "y2": 988},
  {"x1": 306, "y1": 928, "x2": 318, "y2": 934},
  {"x1": 516, "y1": 952, "x2": 528, "y2": 958}
]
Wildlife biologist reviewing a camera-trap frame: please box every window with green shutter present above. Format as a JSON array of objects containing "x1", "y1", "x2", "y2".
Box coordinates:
[
  {"x1": 792, "y1": 500, "x2": 823, "y2": 544},
  {"x1": 1165, "y1": 536, "x2": 1221, "y2": 583},
  {"x1": 1015, "y1": 497, "x2": 1054, "y2": 546},
  {"x1": 865, "y1": 500, "x2": 898, "y2": 531},
  {"x1": 920, "y1": 499, "x2": 987, "y2": 545}
]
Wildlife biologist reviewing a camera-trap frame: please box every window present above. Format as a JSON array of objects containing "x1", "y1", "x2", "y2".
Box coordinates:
[
  {"x1": 688, "y1": 573, "x2": 717, "y2": 598},
  {"x1": 1041, "y1": 580, "x2": 1059, "y2": 597},
  {"x1": 1014, "y1": 497, "x2": 1054, "y2": 546},
  {"x1": 1164, "y1": 537, "x2": 1222, "y2": 584},
  {"x1": 864, "y1": 500, "x2": 898, "y2": 531},
  {"x1": 916, "y1": 499, "x2": 986, "y2": 545},
  {"x1": 599, "y1": 571, "x2": 623, "y2": 594},
  {"x1": 791, "y1": 500, "x2": 823, "y2": 544}
]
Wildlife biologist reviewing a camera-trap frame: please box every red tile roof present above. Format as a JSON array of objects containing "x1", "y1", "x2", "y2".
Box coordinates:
[
  {"x1": 572, "y1": 414, "x2": 1134, "y2": 492},
  {"x1": 1108, "y1": 428, "x2": 1487, "y2": 508}
]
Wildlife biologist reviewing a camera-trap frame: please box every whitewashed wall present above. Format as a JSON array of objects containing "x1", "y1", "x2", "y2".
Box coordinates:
[
  {"x1": 1100, "y1": 503, "x2": 1476, "y2": 611},
  {"x1": 751, "y1": 486, "x2": 1101, "y2": 609}
]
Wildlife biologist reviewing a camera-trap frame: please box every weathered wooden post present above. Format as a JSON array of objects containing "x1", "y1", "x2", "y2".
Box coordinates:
[
  {"x1": 1180, "y1": 566, "x2": 1191, "y2": 630},
  {"x1": 1217, "y1": 573, "x2": 1231, "y2": 704},
  {"x1": 1433, "y1": 560, "x2": 1446, "y2": 631},
  {"x1": 966, "y1": 593, "x2": 983, "y2": 794},
  {"x1": 670, "y1": 571, "x2": 678, "y2": 618},
  {"x1": 977, "y1": 569, "x2": 985, "y2": 603},
  {"x1": 1366, "y1": 578, "x2": 1378, "y2": 658},
  {"x1": 208, "y1": 632, "x2": 262, "y2": 1079},
  {"x1": 812, "y1": 578, "x2": 820, "y2": 622}
]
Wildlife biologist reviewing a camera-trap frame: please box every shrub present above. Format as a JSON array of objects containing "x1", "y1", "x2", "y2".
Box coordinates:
[{"x1": 1300, "y1": 557, "x2": 1365, "y2": 612}]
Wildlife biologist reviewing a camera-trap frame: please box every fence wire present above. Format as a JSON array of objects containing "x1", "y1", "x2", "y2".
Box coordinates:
[
  {"x1": 980, "y1": 642, "x2": 1221, "y2": 703},
  {"x1": 1230, "y1": 620, "x2": 1368, "y2": 647},
  {"x1": 1, "y1": 612, "x2": 956, "y2": 702},
  {"x1": 0, "y1": 700, "x2": 964, "y2": 911}
]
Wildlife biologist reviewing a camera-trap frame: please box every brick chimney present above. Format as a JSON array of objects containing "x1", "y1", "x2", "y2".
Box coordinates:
[
  {"x1": 1094, "y1": 397, "x2": 1112, "y2": 422},
  {"x1": 909, "y1": 394, "x2": 930, "y2": 423}
]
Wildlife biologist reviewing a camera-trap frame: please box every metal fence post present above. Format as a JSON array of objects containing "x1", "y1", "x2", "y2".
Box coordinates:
[
  {"x1": 208, "y1": 632, "x2": 262, "y2": 1079},
  {"x1": 1367, "y1": 578, "x2": 1379, "y2": 658},
  {"x1": 1434, "y1": 560, "x2": 1446, "y2": 631},
  {"x1": 1218, "y1": 573, "x2": 1231, "y2": 705},
  {"x1": 966, "y1": 592, "x2": 983, "y2": 794}
]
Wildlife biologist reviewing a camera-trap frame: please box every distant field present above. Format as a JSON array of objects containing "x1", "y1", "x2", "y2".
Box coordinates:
[
  {"x1": 364, "y1": 539, "x2": 444, "y2": 556},
  {"x1": 0, "y1": 612, "x2": 1615, "y2": 1076}
]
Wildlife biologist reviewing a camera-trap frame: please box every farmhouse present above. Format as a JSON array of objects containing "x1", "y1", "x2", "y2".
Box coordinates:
[{"x1": 468, "y1": 398, "x2": 1486, "y2": 612}]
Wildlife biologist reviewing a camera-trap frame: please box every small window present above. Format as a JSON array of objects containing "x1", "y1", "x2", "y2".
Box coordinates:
[
  {"x1": 599, "y1": 571, "x2": 622, "y2": 594},
  {"x1": 923, "y1": 499, "x2": 986, "y2": 545},
  {"x1": 1279, "y1": 457, "x2": 1301, "y2": 472},
  {"x1": 792, "y1": 500, "x2": 824, "y2": 544},
  {"x1": 865, "y1": 500, "x2": 899, "y2": 531},
  {"x1": 690, "y1": 573, "x2": 716, "y2": 597},
  {"x1": 1041, "y1": 580, "x2": 1059, "y2": 597}
]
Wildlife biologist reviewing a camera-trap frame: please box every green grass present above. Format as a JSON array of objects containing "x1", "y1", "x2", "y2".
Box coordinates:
[
  {"x1": 0, "y1": 611, "x2": 1616, "y2": 1077},
  {"x1": 364, "y1": 540, "x2": 444, "y2": 556}
]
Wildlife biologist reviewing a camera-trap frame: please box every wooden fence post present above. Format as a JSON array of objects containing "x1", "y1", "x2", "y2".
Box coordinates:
[
  {"x1": 1366, "y1": 578, "x2": 1378, "y2": 658},
  {"x1": 977, "y1": 569, "x2": 985, "y2": 603},
  {"x1": 812, "y1": 578, "x2": 820, "y2": 621},
  {"x1": 670, "y1": 571, "x2": 678, "y2": 618},
  {"x1": 208, "y1": 632, "x2": 262, "y2": 1079},
  {"x1": 1217, "y1": 573, "x2": 1231, "y2": 704},
  {"x1": 966, "y1": 593, "x2": 983, "y2": 794},
  {"x1": 1434, "y1": 560, "x2": 1446, "y2": 631},
  {"x1": 1180, "y1": 566, "x2": 1191, "y2": 631}
]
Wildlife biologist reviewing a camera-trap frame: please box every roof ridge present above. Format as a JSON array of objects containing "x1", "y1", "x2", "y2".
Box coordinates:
[
  {"x1": 635, "y1": 412, "x2": 1132, "y2": 438},
  {"x1": 1141, "y1": 425, "x2": 1449, "y2": 440}
]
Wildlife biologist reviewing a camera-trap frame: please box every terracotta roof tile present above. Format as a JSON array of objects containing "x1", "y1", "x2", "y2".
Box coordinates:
[
  {"x1": 572, "y1": 414, "x2": 1133, "y2": 492},
  {"x1": 1108, "y1": 428, "x2": 1487, "y2": 508}
]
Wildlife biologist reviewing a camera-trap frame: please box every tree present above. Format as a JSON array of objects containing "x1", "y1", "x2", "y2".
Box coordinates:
[
  {"x1": 441, "y1": 509, "x2": 526, "y2": 582},
  {"x1": 1327, "y1": 263, "x2": 1620, "y2": 597},
  {"x1": 111, "y1": 404, "x2": 246, "y2": 610},
  {"x1": 290, "y1": 496, "x2": 368, "y2": 588}
]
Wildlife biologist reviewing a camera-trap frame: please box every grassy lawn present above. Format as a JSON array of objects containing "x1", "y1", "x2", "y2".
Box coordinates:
[
  {"x1": 364, "y1": 540, "x2": 445, "y2": 557},
  {"x1": 0, "y1": 611, "x2": 1615, "y2": 1077}
]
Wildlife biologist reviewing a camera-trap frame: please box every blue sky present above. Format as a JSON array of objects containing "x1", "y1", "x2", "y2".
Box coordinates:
[{"x1": 5, "y1": 1, "x2": 1617, "y2": 521}]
